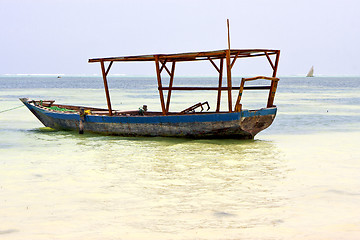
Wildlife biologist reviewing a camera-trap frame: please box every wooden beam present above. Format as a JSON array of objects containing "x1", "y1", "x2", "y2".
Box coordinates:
[
  {"x1": 265, "y1": 52, "x2": 275, "y2": 70},
  {"x1": 162, "y1": 61, "x2": 172, "y2": 76},
  {"x1": 159, "y1": 60, "x2": 167, "y2": 73},
  {"x1": 216, "y1": 58, "x2": 224, "y2": 112},
  {"x1": 267, "y1": 51, "x2": 280, "y2": 108},
  {"x1": 155, "y1": 55, "x2": 166, "y2": 115},
  {"x1": 159, "y1": 86, "x2": 270, "y2": 91},
  {"x1": 208, "y1": 57, "x2": 220, "y2": 73},
  {"x1": 100, "y1": 61, "x2": 113, "y2": 116},
  {"x1": 272, "y1": 50, "x2": 280, "y2": 77},
  {"x1": 165, "y1": 62, "x2": 176, "y2": 113},
  {"x1": 230, "y1": 51, "x2": 240, "y2": 69},
  {"x1": 105, "y1": 61, "x2": 113, "y2": 76}
]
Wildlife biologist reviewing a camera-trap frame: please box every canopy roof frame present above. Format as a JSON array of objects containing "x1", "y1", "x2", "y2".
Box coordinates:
[
  {"x1": 88, "y1": 49, "x2": 279, "y2": 63},
  {"x1": 90, "y1": 49, "x2": 280, "y2": 116}
]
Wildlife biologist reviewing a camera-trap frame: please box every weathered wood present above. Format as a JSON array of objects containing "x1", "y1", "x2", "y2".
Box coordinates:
[
  {"x1": 230, "y1": 51, "x2": 240, "y2": 69},
  {"x1": 227, "y1": 19, "x2": 231, "y2": 50},
  {"x1": 267, "y1": 51, "x2": 280, "y2": 107},
  {"x1": 161, "y1": 61, "x2": 172, "y2": 76},
  {"x1": 165, "y1": 62, "x2": 176, "y2": 113},
  {"x1": 272, "y1": 50, "x2": 280, "y2": 77},
  {"x1": 226, "y1": 49, "x2": 232, "y2": 112},
  {"x1": 208, "y1": 57, "x2": 221, "y2": 73},
  {"x1": 105, "y1": 61, "x2": 113, "y2": 76},
  {"x1": 22, "y1": 96, "x2": 277, "y2": 139},
  {"x1": 159, "y1": 59, "x2": 167, "y2": 72},
  {"x1": 162, "y1": 86, "x2": 269, "y2": 91},
  {"x1": 159, "y1": 86, "x2": 270, "y2": 91},
  {"x1": 235, "y1": 79, "x2": 246, "y2": 112},
  {"x1": 265, "y1": 52, "x2": 275, "y2": 70},
  {"x1": 242, "y1": 76, "x2": 279, "y2": 81},
  {"x1": 79, "y1": 107, "x2": 85, "y2": 134},
  {"x1": 216, "y1": 58, "x2": 224, "y2": 112},
  {"x1": 155, "y1": 55, "x2": 166, "y2": 115},
  {"x1": 100, "y1": 61, "x2": 113, "y2": 116},
  {"x1": 88, "y1": 49, "x2": 279, "y2": 63}
]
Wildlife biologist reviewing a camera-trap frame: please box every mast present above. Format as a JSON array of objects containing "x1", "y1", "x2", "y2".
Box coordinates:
[{"x1": 226, "y1": 19, "x2": 232, "y2": 112}]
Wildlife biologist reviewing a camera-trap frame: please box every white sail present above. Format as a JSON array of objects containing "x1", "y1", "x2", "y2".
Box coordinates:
[{"x1": 306, "y1": 66, "x2": 314, "y2": 77}]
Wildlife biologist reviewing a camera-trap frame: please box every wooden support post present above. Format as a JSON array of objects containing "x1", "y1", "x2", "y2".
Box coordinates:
[
  {"x1": 216, "y1": 58, "x2": 224, "y2": 112},
  {"x1": 267, "y1": 51, "x2": 280, "y2": 107},
  {"x1": 272, "y1": 50, "x2": 280, "y2": 77},
  {"x1": 226, "y1": 50, "x2": 232, "y2": 112},
  {"x1": 100, "y1": 61, "x2": 113, "y2": 116},
  {"x1": 155, "y1": 55, "x2": 166, "y2": 115},
  {"x1": 234, "y1": 78, "x2": 245, "y2": 112},
  {"x1": 105, "y1": 61, "x2": 114, "y2": 76},
  {"x1": 265, "y1": 52, "x2": 275, "y2": 70},
  {"x1": 230, "y1": 51, "x2": 240, "y2": 69},
  {"x1": 165, "y1": 62, "x2": 176, "y2": 113}
]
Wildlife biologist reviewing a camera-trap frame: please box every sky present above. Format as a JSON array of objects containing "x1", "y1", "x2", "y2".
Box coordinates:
[{"x1": 0, "y1": 0, "x2": 359, "y2": 76}]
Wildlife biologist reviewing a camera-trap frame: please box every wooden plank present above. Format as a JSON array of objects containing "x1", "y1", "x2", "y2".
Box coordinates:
[
  {"x1": 100, "y1": 61, "x2": 113, "y2": 116},
  {"x1": 155, "y1": 55, "x2": 166, "y2": 115}
]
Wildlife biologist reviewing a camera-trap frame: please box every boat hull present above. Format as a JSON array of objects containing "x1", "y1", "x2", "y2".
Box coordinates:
[{"x1": 20, "y1": 98, "x2": 277, "y2": 139}]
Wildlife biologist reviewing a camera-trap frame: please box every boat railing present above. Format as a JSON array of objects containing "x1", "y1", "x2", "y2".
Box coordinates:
[{"x1": 234, "y1": 76, "x2": 279, "y2": 112}]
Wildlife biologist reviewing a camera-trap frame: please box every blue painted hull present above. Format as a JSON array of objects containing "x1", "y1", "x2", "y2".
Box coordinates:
[{"x1": 20, "y1": 98, "x2": 277, "y2": 139}]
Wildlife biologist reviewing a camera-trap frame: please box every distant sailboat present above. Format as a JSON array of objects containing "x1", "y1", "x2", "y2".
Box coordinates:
[{"x1": 306, "y1": 66, "x2": 314, "y2": 77}]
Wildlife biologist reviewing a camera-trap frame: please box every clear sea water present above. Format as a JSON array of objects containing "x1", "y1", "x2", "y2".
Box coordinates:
[{"x1": 0, "y1": 75, "x2": 360, "y2": 240}]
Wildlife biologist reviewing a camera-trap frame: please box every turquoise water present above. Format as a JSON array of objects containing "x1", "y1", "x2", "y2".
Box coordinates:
[{"x1": 1, "y1": 76, "x2": 360, "y2": 239}]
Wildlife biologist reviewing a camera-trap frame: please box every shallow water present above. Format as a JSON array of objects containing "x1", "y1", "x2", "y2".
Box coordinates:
[{"x1": 1, "y1": 76, "x2": 360, "y2": 239}]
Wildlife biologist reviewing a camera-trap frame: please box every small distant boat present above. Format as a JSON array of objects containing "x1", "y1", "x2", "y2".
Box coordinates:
[{"x1": 306, "y1": 66, "x2": 314, "y2": 77}]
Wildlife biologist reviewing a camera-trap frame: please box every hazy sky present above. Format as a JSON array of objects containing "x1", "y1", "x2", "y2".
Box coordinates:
[{"x1": 1, "y1": 0, "x2": 359, "y2": 76}]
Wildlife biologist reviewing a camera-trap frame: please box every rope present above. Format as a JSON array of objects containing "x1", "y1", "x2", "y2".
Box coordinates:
[{"x1": 0, "y1": 105, "x2": 24, "y2": 113}]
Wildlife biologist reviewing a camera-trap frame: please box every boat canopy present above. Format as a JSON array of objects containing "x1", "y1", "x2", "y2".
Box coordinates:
[
  {"x1": 88, "y1": 49, "x2": 278, "y2": 63},
  {"x1": 88, "y1": 49, "x2": 280, "y2": 116}
]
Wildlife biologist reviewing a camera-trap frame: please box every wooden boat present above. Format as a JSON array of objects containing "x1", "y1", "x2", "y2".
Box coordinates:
[{"x1": 21, "y1": 49, "x2": 280, "y2": 139}]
